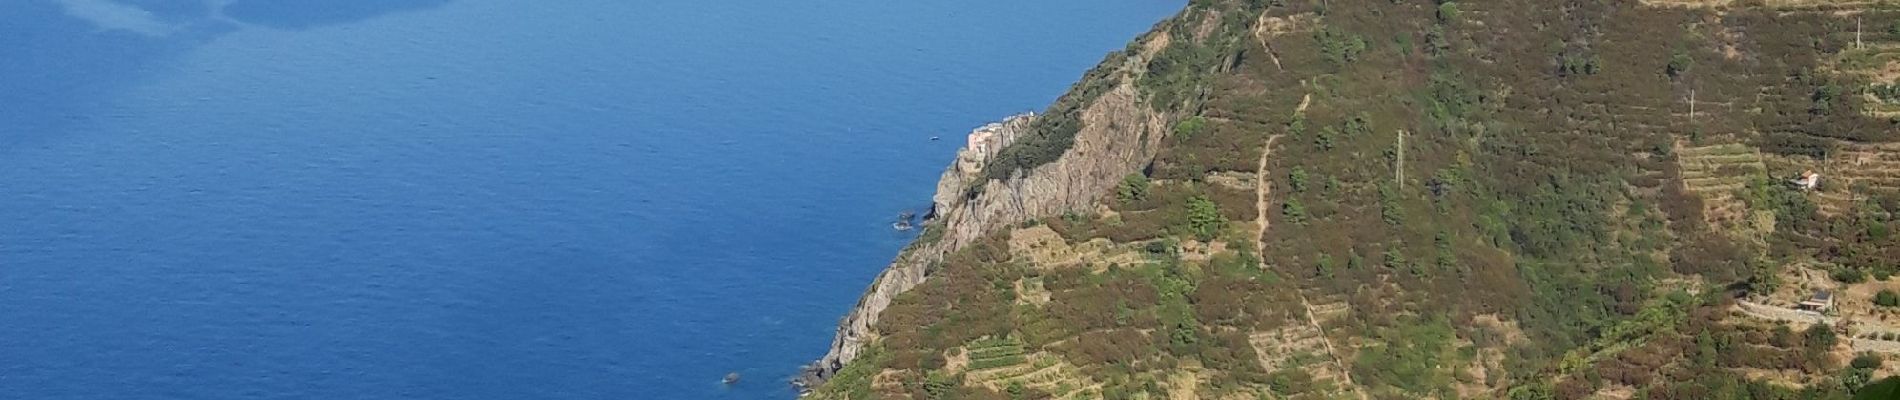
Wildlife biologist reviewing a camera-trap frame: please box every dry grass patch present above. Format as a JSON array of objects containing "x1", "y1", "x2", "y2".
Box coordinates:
[{"x1": 1009, "y1": 224, "x2": 1147, "y2": 271}]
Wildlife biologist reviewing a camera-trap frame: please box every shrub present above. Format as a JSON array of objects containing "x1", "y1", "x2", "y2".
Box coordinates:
[
  {"x1": 1383, "y1": 248, "x2": 1407, "y2": 271},
  {"x1": 1834, "y1": 266, "x2": 1869, "y2": 284},
  {"x1": 1145, "y1": 239, "x2": 1177, "y2": 256},
  {"x1": 1379, "y1": 183, "x2": 1403, "y2": 226},
  {"x1": 1289, "y1": 167, "x2": 1309, "y2": 192},
  {"x1": 1119, "y1": 173, "x2": 1151, "y2": 203},
  {"x1": 1283, "y1": 199, "x2": 1308, "y2": 224},
  {"x1": 1345, "y1": 113, "x2": 1372, "y2": 136},
  {"x1": 1187, "y1": 196, "x2": 1224, "y2": 240},
  {"x1": 1560, "y1": 54, "x2": 1601, "y2": 76},
  {"x1": 1315, "y1": 27, "x2": 1369, "y2": 65},
  {"x1": 1812, "y1": 84, "x2": 1844, "y2": 115},
  {"x1": 1436, "y1": 2, "x2": 1460, "y2": 24},
  {"x1": 1174, "y1": 116, "x2": 1207, "y2": 140},
  {"x1": 1854, "y1": 353, "x2": 1884, "y2": 369},
  {"x1": 1773, "y1": 325, "x2": 1796, "y2": 347},
  {"x1": 1666, "y1": 51, "x2": 1693, "y2": 78},
  {"x1": 1877, "y1": 290, "x2": 1900, "y2": 308},
  {"x1": 1805, "y1": 323, "x2": 1838, "y2": 350}
]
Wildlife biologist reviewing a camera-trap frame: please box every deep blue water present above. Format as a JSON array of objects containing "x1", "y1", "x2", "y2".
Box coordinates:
[{"x1": 0, "y1": 1, "x2": 1180, "y2": 398}]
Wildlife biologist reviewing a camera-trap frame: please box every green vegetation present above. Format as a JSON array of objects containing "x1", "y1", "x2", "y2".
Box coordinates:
[
  {"x1": 1667, "y1": 50, "x2": 1693, "y2": 78},
  {"x1": 1435, "y1": 2, "x2": 1460, "y2": 24},
  {"x1": 1351, "y1": 316, "x2": 1458, "y2": 396},
  {"x1": 1174, "y1": 116, "x2": 1207, "y2": 141},
  {"x1": 1288, "y1": 167, "x2": 1309, "y2": 192},
  {"x1": 1185, "y1": 196, "x2": 1224, "y2": 240},
  {"x1": 1316, "y1": 26, "x2": 1369, "y2": 66},
  {"x1": 1835, "y1": 265, "x2": 1870, "y2": 284},
  {"x1": 812, "y1": 0, "x2": 1900, "y2": 399},
  {"x1": 966, "y1": 337, "x2": 1028, "y2": 370},
  {"x1": 1117, "y1": 173, "x2": 1150, "y2": 203}
]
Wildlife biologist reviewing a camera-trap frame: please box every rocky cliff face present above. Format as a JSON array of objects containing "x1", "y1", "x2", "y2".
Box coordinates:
[{"x1": 799, "y1": 46, "x2": 1175, "y2": 387}]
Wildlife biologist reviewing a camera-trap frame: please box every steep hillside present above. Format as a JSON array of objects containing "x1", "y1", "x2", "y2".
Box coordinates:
[{"x1": 807, "y1": 0, "x2": 1900, "y2": 399}]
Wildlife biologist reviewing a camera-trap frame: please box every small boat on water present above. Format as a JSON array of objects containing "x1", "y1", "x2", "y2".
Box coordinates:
[{"x1": 723, "y1": 372, "x2": 741, "y2": 385}]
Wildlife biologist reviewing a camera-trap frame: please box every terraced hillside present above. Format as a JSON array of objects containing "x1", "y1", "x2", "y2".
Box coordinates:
[
  {"x1": 1842, "y1": 43, "x2": 1900, "y2": 119},
  {"x1": 958, "y1": 341, "x2": 1104, "y2": 400},
  {"x1": 1641, "y1": 0, "x2": 1881, "y2": 10},
  {"x1": 1817, "y1": 141, "x2": 1900, "y2": 216},
  {"x1": 1676, "y1": 142, "x2": 1770, "y2": 230},
  {"x1": 1247, "y1": 323, "x2": 1358, "y2": 398},
  {"x1": 805, "y1": 0, "x2": 1900, "y2": 399}
]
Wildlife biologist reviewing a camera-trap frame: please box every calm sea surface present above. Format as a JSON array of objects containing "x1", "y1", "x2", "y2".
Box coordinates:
[{"x1": 0, "y1": 0, "x2": 1179, "y2": 398}]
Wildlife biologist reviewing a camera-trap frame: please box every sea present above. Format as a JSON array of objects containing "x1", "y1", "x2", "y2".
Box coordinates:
[{"x1": 0, "y1": 0, "x2": 1181, "y2": 399}]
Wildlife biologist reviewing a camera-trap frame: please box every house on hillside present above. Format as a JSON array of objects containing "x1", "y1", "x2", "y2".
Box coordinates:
[
  {"x1": 1791, "y1": 170, "x2": 1821, "y2": 191},
  {"x1": 1799, "y1": 290, "x2": 1834, "y2": 313}
]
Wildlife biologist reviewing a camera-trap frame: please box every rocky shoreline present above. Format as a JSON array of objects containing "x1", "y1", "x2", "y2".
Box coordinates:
[
  {"x1": 794, "y1": 59, "x2": 1178, "y2": 391},
  {"x1": 793, "y1": 113, "x2": 1038, "y2": 391}
]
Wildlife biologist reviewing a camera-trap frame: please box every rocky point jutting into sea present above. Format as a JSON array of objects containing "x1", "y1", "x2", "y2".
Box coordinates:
[{"x1": 797, "y1": 27, "x2": 1186, "y2": 387}]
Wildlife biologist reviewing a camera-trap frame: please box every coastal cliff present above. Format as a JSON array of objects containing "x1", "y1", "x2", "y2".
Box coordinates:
[
  {"x1": 801, "y1": 0, "x2": 1900, "y2": 397},
  {"x1": 799, "y1": 31, "x2": 1178, "y2": 387}
]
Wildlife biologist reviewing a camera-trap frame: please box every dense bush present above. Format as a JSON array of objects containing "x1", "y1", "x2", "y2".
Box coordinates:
[{"x1": 1834, "y1": 265, "x2": 1869, "y2": 284}]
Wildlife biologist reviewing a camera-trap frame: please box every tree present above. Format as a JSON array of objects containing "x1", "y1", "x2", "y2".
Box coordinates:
[
  {"x1": 1383, "y1": 248, "x2": 1407, "y2": 271},
  {"x1": 1807, "y1": 323, "x2": 1839, "y2": 351},
  {"x1": 1666, "y1": 51, "x2": 1693, "y2": 78},
  {"x1": 1834, "y1": 265, "x2": 1869, "y2": 284},
  {"x1": 1316, "y1": 27, "x2": 1369, "y2": 65},
  {"x1": 1187, "y1": 196, "x2": 1224, "y2": 240},
  {"x1": 1119, "y1": 173, "x2": 1150, "y2": 203},
  {"x1": 1379, "y1": 183, "x2": 1403, "y2": 226},
  {"x1": 1436, "y1": 2, "x2": 1460, "y2": 24},
  {"x1": 1877, "y1": 290, "x2": 1900, "y2": 308},
  {"x1": 1283, "y1": 199, "x2": 1308, "y2": 224},
  {"x1": 1813, "y1": 84, "x2": 1844, "y2": 115},
  {"x1": 1174, "y1": 116, "x2": 1207, "y2": 140},
  {"x1": 1289, "y1": 167, "x2": 1310, "y2": 192},
  {"x1": 1853, "y1": 353, "x2": 1884, "y2": 370}
]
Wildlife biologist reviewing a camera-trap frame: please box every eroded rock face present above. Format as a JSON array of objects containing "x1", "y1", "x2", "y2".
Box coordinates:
[{"x1": 800, "y1": 79, "x2": 1170, "y2": 387}]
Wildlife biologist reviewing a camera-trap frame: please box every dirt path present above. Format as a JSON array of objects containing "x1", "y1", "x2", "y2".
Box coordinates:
[
  {"x1": 1251, "y1": 13, "x2": 1294, "y2": 72},
  {"x1": 1253, "y1": 134, "x2": 1366, "y2": 399}
]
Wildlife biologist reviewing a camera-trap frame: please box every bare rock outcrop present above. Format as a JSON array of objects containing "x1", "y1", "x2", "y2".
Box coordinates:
[{"x1": 799, "y1": 77, "x2": 1172, "y2": 388}]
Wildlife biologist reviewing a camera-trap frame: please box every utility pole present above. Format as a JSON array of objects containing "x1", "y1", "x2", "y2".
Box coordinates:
[
  {"x1": 1859, "y1": 16, "x2": 1866, "y2": 50},
  {"x1": 1396, "y1": 129, "x2": 1407, "y2": 190}
]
